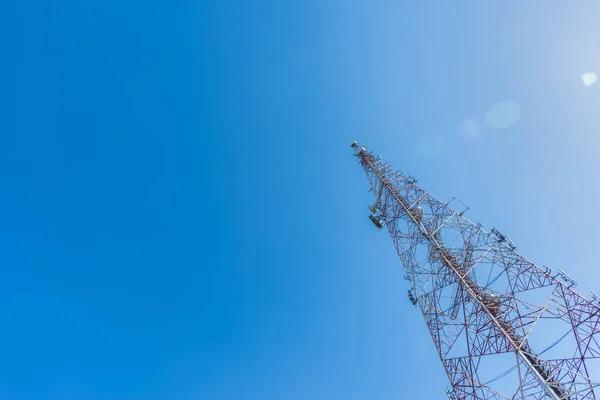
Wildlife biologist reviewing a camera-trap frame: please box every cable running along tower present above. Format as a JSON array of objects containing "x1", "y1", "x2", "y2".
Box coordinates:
[{"x1": 351, "y1": 141, "x2": 600, "y2": 399}]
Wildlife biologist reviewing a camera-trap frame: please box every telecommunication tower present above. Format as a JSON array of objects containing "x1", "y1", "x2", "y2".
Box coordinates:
[{"x1": 351, "y1": 141, "x2": 600, "y2": 399}]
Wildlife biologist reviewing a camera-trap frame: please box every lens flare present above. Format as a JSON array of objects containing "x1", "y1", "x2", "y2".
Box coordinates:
[
  {"x1": 456, "y1": 119, "x2": 479, "y2": 141},
  {"x1": 485, "y1": 101, "x2": 522, "y2": 129},
  {"x1": 582, "y1": 72, "x2": 597, "y2": 87}
]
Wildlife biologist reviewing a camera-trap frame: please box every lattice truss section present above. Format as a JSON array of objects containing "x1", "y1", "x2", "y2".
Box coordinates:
[{"x1": 352, "y1": 143, "x2": 600, "y2": 399}]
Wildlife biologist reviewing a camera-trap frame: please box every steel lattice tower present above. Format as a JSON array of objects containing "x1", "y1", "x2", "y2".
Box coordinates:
[{"x1": 351, "y1": 141, "x2": 600, "y2": 399}]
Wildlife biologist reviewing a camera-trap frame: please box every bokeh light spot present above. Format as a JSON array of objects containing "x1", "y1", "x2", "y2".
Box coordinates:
[
  {"x1": 485, "y1": 101, "x2": 522, "y2": 129},
  {"x1": 456, "y1": 119, "x2": 479, "y2": 141},
  {"x1": 582, "y1": 72, "x2": 597, "y2": 87}
]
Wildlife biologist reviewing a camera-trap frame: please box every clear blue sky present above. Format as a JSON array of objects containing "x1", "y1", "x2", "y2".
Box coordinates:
[{"x1": 1, "y1": 1, "x2": 600, "y2": 399}]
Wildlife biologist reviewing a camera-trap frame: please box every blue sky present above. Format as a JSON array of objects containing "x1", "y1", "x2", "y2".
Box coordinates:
[{"x1": 1, "y1": 1, "x2": 600, "y2": 399}]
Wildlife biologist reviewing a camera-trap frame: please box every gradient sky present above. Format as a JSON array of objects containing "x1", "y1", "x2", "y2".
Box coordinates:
[{"x1": 1, "y1": 1, "x2": 600, "y2": 399}]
